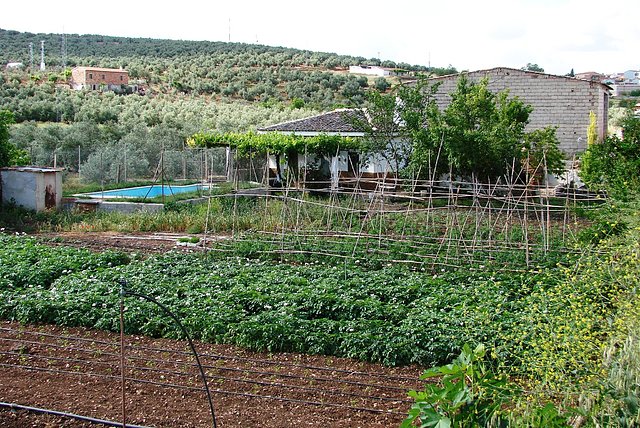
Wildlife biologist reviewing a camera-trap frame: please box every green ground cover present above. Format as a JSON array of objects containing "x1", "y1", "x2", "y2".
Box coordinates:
[{"x1": 0, "y1": 228, "x2": 630, "y2": 372}]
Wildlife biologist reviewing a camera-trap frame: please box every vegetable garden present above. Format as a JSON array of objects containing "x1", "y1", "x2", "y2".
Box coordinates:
[
  {"x1": 0, "y1": 233, "x2": 556, "y2": 367},
  {"x1": 2, "y1": 25, "x2": 640, "y2": 427},
  {"x1": 3, "y1": 103, "x2": 639, "y2": 428},
  {"x1": 1, "y1": 173, "x2": 640, "y2": 426}
]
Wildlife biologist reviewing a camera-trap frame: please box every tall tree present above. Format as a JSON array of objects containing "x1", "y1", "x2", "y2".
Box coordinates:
[
  {"x1": 353, "y1": 78, "x2": 441, "y2": 175},
  {"x1": 396, "y1": 78, "x2": 443, "y2": 177},
  {"x1": 522, "y1": 63, "x2": 545, "y2": 73},
  {"x1": 437, "y1": 76, "x2": 532, "y2": 180},
  {"x1": 351, "y1": 90, "x2": 407, "y2": 174},
  {"x1": 0, "y1": 110, "x2": 29, "y2": 204}
]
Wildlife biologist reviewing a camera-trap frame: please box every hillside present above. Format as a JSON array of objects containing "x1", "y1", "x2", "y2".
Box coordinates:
[
  {"x1": 0, "y1": 28, "x2": 450, "y2": 72},
  {"x1": 0, "y1": 28, "x2": 458, "y2": 176},
  {"x1": 0, "y1": 29, "x2": 457, "y2": 108}
]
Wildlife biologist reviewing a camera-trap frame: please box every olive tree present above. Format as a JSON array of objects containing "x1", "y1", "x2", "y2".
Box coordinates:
[
  {"x1": 81, "y1": 142, "x2": 149, "y2": 184},
  {"x1": 0, "y1": 110, "x2": 15, "y2": 168},
  {"x1": 0, "y1": 110, "x2": 28, "y2": 168}
]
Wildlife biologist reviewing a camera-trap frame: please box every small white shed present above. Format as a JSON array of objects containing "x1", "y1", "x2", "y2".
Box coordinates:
[{"x1": 0, "y1": 167, "x2": 63, "y2": 211}]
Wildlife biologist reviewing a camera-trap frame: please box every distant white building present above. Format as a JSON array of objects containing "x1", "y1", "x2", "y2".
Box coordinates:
[
  {"x1": 6, "y1": 62, "x2": 24, "y2": 69},
  {"x1": 623, "y1": 70, "x2": 640, "y2": 84},
  {"x1": 349, "y1": 65, "x2": 393, "y2": 77},
  {"x1": 609, "y1": 83, "x2": 640, "y2": 97},
  {"x1": 602, "y1": 69, "x2": 640, "y2": 96}
]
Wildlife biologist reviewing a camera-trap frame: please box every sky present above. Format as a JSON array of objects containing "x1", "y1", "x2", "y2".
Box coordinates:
[{"x1": 1, "y1": 0, "x2": 638, "y2": 76}]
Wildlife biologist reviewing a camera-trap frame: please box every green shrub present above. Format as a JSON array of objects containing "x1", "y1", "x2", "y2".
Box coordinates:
[
  {"x1": 581, "y1": 115, "x2": 640, "y2": 198},
  {"x1": 403, "y1": 344, "x2": 536, "y2": 427}
]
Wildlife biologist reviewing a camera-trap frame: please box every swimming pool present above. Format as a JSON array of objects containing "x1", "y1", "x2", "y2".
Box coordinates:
[{"x1": 77, "y1": 183, "x2": 206, "y2": 199}]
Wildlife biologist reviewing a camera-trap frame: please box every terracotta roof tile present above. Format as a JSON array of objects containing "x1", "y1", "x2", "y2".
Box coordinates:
[
  {"x1": 73, "y1": 66, "x2": 128, "y2": 73},
  {"x1": 258, "y1": 109, "x2": 364, "y2": 134}
]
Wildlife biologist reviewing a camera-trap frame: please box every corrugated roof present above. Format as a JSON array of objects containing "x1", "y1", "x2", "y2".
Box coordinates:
[
  {"x1": 258, "y1": 109, "x2": 365, "y2": 134},
  {"x1": 0, "y1": 166, "x2": 63, "y2": 173}
]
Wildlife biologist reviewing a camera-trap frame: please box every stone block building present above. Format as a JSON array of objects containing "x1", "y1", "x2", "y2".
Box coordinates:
[
  {"x1": 428, "y1": 67, "x2": 611, "y2": 156},
  {"x1": 70, "y1": 66, "x2": 129, "y2": 91}
]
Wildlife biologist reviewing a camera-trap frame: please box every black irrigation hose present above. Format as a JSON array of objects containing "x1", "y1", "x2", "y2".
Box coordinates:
[
  {"x1": 0, "y1": 335, "x2": 416, "y2": 392},
  {"x1": 0, "y1": 363, "x2": 405, "y2": 415},
  {"x1": 0, "y1": 401, "x2": 152, "y2": 428},
  {"x1": 0, "y1": 326, "x2": 420, "y2": 383},
  {"x1": 120, "y1": 284, "x2": 218, "y2": 428}
]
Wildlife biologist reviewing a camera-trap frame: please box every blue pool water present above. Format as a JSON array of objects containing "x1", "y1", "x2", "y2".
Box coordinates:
[{"x1": 78, "y1": 184, "x2": 204, "y2": 199}]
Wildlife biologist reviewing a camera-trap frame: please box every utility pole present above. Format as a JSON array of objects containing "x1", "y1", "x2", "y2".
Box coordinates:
[
  {"x1": 29, "y1": 43, "x2": 34, "y2": 69},
  {"x1": 123, "y1": 146, "x2": 127, "y2": 183},
  {"x1": 61, "y1": 31, "x2": 67, "y2": 68},
  {"x1": 40, "y1": 41, "x2": 45, "y2": 71}
]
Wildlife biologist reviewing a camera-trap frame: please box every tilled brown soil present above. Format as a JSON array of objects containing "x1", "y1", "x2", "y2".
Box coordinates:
[
  {"x1": 0, "y1": 321, "x2": 424, "y2": 427},
  {"x1": 36, "y1": 232, "x2": 218, "y2": 254}
]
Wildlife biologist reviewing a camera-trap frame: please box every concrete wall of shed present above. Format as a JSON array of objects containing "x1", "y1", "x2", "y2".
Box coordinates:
[{"x1": 0, "y1": 168, "x2": 62, "y2": 211}]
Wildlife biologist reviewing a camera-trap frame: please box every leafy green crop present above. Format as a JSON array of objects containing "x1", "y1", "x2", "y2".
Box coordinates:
[
  {"x1": 0, "y1": 234, "x2": 547, "y2": 367},
  {"x1": 0, "y1": 233, "x2": 129, "y2": 289}
]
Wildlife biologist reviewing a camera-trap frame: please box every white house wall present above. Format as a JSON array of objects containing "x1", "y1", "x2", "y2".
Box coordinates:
[
  {"x1": 361, "y1": 153, "x2": 390, "y2": 174},
  {"x1": 268, "y1": 153, "x2": 348, "y2": 171},
  {"x1": 336, "y1": 151, "x2": 349, "y2": 172},
  {"x1": 267, "y1": 155, "x2": 288, "y2": 171},
  {"x1": 266, "y1": 148, "x2": 400, "y2": 181}
]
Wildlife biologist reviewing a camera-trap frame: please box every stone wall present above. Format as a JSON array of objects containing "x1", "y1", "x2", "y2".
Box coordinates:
[
  {"x1": 429, "y1": 68, "x2": 610, "y2": 156},
  {"x1": 71, "y1": 67, "x2": 129, "y2": 90}
]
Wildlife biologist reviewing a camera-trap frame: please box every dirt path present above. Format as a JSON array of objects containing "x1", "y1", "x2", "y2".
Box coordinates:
[{"x1": 0, "y1": 321, "x2": 423, "y2": 427}]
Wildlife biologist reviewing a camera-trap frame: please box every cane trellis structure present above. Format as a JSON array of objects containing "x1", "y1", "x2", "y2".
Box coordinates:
[{"x1": 195, "y1": 147, "x2": 600, "y2": 271}]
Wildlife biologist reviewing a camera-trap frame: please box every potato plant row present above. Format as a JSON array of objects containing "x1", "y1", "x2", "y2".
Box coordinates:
[
  {"x1": 0, "y1": 233, "x2": 130, "y2": 289},
  {"x1": 0, "y1": 233, "x2": 567, "y2": 367}
]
